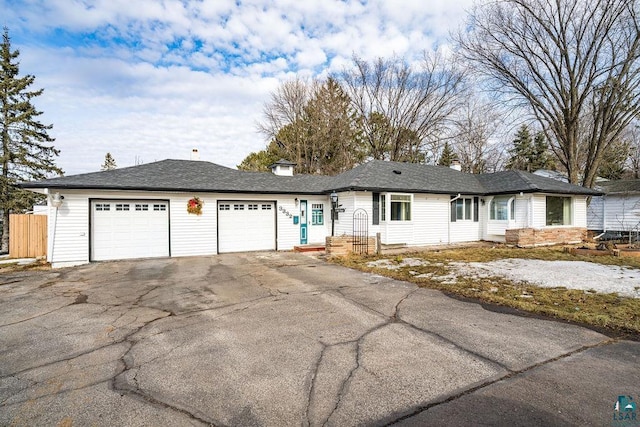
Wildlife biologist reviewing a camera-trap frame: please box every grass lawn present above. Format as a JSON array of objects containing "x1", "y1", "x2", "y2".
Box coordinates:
[{"x1": 332, "y1": 245, "x2": 640, "y2": 337}]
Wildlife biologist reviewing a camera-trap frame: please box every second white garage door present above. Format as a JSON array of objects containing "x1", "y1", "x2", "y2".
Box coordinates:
[{"x1": 218, "y1": 201, "x2": 276, "y2": 253}]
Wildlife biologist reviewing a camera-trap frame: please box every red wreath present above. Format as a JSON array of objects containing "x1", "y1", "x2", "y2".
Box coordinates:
[{"x1": 187, "y1": 196, "x2": 203, "y2": 215}]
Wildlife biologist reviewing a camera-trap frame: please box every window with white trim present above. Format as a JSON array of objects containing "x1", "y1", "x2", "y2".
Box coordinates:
[
  {"x1": 546, "y1": 196, "x2": 572, "y2": 226},
  {"x1": 490, "y1": 197, "x2": 510, "y2": 220},
  {"x1": 233, "y1": 204, "x2": 244, "y2": 210},
  {"x1": 390, "y1": 194, "x2": 411, "y2": 221},
  {"x1": 261, "y1": 204, "x2": 272, "y2": 210},
  {"x1": 116, "y1": 203, "x2": 130, "y2": 211},
  {"x1": 219, "y1": 204, "x2": 230, "y2": 211},
  {"x1": 455, "y1": 198, "x2": 473, "y2": 221},
  {"x1": 248, "y1": 204, "x2": 258, "y2": 210}
]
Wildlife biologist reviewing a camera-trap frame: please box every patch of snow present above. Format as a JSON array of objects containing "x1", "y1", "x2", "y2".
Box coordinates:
[
  {"x1": 452, "y1": 259, "x2": 640, "y2": 299},
  {"x1": 366, "y1": 258, "x2": 429, "y2": 270}
]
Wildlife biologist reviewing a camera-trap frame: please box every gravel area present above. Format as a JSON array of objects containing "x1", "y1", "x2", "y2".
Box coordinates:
[{"x1": 368, "y1": 258, "x2": 640, "y2": 298}]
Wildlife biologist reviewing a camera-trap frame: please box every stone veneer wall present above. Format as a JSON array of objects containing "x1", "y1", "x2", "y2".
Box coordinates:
[
  {"x1": 325, "y1": 236, "x2": 377, "y2": 256},
  {"x1": 505, "y1": 227, "x2": 587, "y2": 247}
]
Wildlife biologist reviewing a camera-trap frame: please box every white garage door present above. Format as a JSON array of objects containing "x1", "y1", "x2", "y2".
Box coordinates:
[
  {"x1": 91, "y1": 200, "x2": 169, "y2": 261},
  {"x1": 218, "y1": 201, "x2": 276, "y2": 253}
]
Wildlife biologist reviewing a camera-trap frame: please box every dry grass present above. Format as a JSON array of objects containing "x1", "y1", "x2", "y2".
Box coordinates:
[
  {"x1": 0, "y1": 259, "x2": 51, "y2": 274},
  {"x1": 333, "y1": 246, "x2": 640, "y2": 336}
]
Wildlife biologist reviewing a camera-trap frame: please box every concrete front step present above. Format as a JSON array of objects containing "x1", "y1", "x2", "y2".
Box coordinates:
[{"x1": 293, "y1": 245, "x2": 326, "y2": 253}]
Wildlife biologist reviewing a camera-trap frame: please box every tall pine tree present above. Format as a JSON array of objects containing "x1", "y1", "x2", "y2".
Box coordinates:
[
  {"x1": 506, "y1": 125, "x2": 555, "y2": 173},
  {"x1": 1, "y1": 28, "x2": 62, "y2": 252},
  {"x1": 438, "y1": 141, "x2": 457, "y2": 166}
]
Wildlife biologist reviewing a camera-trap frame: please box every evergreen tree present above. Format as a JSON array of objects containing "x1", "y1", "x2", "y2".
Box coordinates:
[
  {"x1": 237, "y1": 149, "x2": 279, "y2": 172},
  {"x1": 101, "y1": 152, "x2": 117, "y2": 171},
  {"x1": 506, "y1": 125, "x2": 534, "y2": 172},
  {"x1": 506, "y1": 125, "x2": 555, "y2": 172},
  {"x1": 1, "y1": 28, "x2": 62, "y2": 252},
  {"x1": 597, "y1": 140, "x2": 629, "y2": 180},
  {"x1": 438, "y1": 141, "x2": 457, "y2": 166},
  {"x1": 530, "y1": 132, "x2": 556, "y2": 171},
  {"x1": 247, "y1": 78, "x2": 364, "y2": 175}
]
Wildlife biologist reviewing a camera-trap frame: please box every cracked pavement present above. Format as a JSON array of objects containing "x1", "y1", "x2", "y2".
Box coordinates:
[{"x1": 0, "y1": 252, "x2": 638, "y2": 426}]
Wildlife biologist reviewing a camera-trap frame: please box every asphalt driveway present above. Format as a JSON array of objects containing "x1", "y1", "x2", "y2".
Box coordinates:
[{"x1": 0, "y1": 252, "x2": 638, "y2": 426}]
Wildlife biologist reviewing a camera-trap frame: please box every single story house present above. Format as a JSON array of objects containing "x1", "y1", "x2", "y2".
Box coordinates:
[
  {"x1": 21, "y1": 159, "x2": 600, "y2": 268},
  {"x1": 587, "y1": 179, "x2": 640, "y2": 235}
]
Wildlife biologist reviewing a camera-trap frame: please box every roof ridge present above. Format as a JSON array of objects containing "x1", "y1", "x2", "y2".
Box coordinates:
[{"x1": 514, "y1": 170, "x2": 538, "y2": 190}]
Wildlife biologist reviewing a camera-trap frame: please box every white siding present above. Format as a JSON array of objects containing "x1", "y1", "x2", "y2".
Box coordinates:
[
  {"x1": 587, "y1": 196, "x2": 604, "y2": 230},
  {"x1": 47, "y1": 190, "x2": 332, "y2": 267},
  {"x1": 171, "y1": 193, "x2": 217, "y2": 257},
  {"x1": 48, "y1": 191, "x2": 90, "y2": 267},
  {"x1": 601, "y1": 194, "x2": 640, "y2": 232},
  {"x1": 306, "y1": 198, "x2": 331, "y2": 244},
  {"x1": 531, "y1": 194, "x2": 547, "y2": 227},
  {"x1": 332, "y1": 191, "x2": 356, "y2": 237},
  {"x1": 277, "y1": 195, "x2": 303, "y2": 249},
  {"x1": 573, "y1": 196, "x2": 587, "y2": 227},
  {"x1": 514, "y1": 195, "x2": 531, "y2": 228},
  {"x1": 449, "y1": 196, "x2": 481, "y2": 243},
  {"x1": 412, "y1": 195, "x2": 449, "y2": 245}
]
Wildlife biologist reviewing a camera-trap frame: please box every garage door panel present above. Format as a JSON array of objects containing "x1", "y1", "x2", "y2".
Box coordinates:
[
  {"x1": 218, "y1": 201, "x2": 276, "y2": 253},
  {"x1": 91, "y1": 200, "x2": 169, "y2": 261}
]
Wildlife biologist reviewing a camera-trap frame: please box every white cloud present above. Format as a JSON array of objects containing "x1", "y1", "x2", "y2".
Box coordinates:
[{"x1": 3, "y1": 0, "x2": 475, "y2": 175}]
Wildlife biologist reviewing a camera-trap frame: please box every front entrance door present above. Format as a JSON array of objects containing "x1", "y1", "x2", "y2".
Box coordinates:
[{"x1": 300, "y1": 200, "x2": 308, "y2": 244}]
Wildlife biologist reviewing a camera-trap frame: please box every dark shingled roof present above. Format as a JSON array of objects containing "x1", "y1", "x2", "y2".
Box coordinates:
[
  {"x1": 21, "y1": 159, "x2": 334, "y2": 194},
  {"x1": 327, "y1": 160, "x2": 486, "y2": 194},
  {"x1": 20, "y1": 158, "x2": 600, "y2": 196},
  {"x1": 595, "y1": 179, "x2": 640, "y2": 194},
  {"x1": 477, "y1": 170, "x2": 601, "y2": 196}
]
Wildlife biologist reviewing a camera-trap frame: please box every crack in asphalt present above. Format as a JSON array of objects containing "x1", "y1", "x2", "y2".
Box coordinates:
[
  {"x1": 305, "y1": 343, "x2": 328, "y2": 427},
  {"x1": 386, "y1": 338, "x2": 619, "y2": 426},
  {"x1": 0, "y1": 302, "x2": 77, "y2": 328},
  {"x1": 1, "y1": 256, "x2": 617, "y2": 426}
]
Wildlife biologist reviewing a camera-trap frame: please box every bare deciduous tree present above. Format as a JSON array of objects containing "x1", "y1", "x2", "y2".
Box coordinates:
[
  {"x1": 256, "y1": 77, "x2": 311, "y2": 169},
  {"x1": 340, "y1": 52, "x2": 465, "y2": 163},
  {"x1": 451, "y1": 97, "x2": 505, "y2": 173},
  {"x1": 457, "y1": 0, "x2": 640, "y2": 187}
]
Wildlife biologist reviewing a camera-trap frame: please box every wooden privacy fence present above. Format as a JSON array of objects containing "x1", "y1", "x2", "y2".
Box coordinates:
[{"x1": 9, "y1": 214, "x2": 47, "y2": 258}]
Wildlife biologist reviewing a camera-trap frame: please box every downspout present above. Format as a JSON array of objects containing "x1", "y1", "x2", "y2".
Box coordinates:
[{"x1": 448, "y1": 194, "x2": 461, "y2": 244}]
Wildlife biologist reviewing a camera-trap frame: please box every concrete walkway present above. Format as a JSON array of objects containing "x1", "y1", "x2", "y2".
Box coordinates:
[{"x1": 0, "y1": 252, "x2": 637, "y2": 426}]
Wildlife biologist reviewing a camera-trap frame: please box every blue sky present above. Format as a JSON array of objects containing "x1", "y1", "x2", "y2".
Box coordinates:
[{"x1": 3, "y1": 0, "x2": 474, "y2": 175}]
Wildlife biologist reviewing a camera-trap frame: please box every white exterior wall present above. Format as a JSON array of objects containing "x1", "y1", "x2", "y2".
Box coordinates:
[
  {"x1": 47, "y1": 191, "x2": 90, "y2": 267},
  {"x1": 587, "y1": 196, "x2": 604, "y2": 230},
  {"x1": 412, "y1": 195, "x2": 449, "y2": 245},
  {"x1": 600, "y1": 194, "x2": 640, "y2": 232},
  {"x1": 449, "y1": 196, "x2": 481, "y2": 243},
  {"x1": 332, "y1": 191, "x2": 356, "y2": 237},
  {"x1": 46, "y1": 189, "x2": 331, "y2": 267},
  {"x1": 531, "y1": 194, "x2": 547, "y2": 227},
  {"x1": 573, "y1": 196, "x2": 588, "y2": 227}
]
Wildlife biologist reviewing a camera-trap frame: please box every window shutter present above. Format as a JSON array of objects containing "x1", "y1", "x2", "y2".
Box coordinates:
[
  {"x1": 372, "y1": 193, "x2": 380, "y2": 225},
  {"x1": 473, "y1": 197, "x2": 479, "y2": 222},
  {"x1": 450, "y1": 196, "x2": 457, "y2": 222}
]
